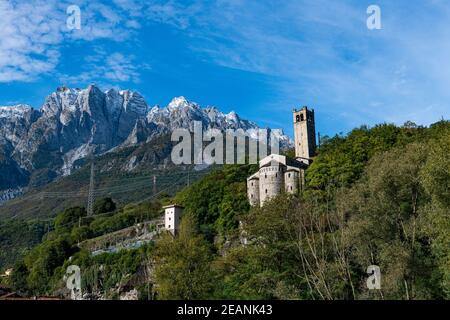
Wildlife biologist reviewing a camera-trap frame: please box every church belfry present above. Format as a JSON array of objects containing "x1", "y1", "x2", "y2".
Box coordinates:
[
  {"x1": 293, "y1": 107, "x2": 316, "y2": 164},
  {"x1": 246, "y1": 105, "x2": 317, "y2": 207}
]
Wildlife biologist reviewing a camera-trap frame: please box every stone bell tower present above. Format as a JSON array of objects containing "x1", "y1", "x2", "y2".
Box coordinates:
[{"x1": 293, "y1": 106, "x2": 316, "y2": 165}]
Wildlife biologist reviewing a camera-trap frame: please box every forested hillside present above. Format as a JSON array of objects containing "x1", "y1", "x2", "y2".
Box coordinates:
[
  {"x1": 155, "y1": 121, "x2": 449, "y2": 299},
  {"x1": 2, "y1": 120, "x2": 449, "y2": 300}
]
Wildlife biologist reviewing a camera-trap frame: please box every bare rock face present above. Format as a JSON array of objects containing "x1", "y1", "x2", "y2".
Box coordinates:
[
  {"x1": 0, "y1": 105, "x2": 39, "y2": 190},
  {"x1": 0, "y1": 86, "x2": 292, "y2": 200},
  {"x1": 2, "y1": 86, "x2": 150, "y2": 178},
  {"x1": 145, "y1": 96, "x2": 257, "y2": 133},
  {"x1": 119, "y1": 289, "x2": 139, "y2": 300}
]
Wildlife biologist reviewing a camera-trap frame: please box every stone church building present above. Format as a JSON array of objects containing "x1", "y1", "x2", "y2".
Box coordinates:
[{"x1": 247, "y1": 106, "x2": 317, "y2": 206}]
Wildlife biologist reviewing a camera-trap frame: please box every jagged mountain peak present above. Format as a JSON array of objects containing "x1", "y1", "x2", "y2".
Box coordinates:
[
  {"x1": 40, "y1": 85, "x2": 149, "y2": 117},
  {"x1": 226, "y1": 110, "x2": 240, "y2": 122},
  {"x1": 167, "y1": 96, "x2": 192, "y2": 109},
  {"x1": 0, "y1": 104, "x2": 35, "y2": 118},
  {"x1": 148, "y1": 97, "x2": 253, "y2": 129},
  {"x1": 0, "y1": 86, "x2": 292, "y2": 198}
]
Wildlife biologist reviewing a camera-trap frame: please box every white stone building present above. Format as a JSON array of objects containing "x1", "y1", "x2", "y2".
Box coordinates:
[
  {"x1": 247, "y1": 107, "x2": 316, "y2": 207},
  {"x1": 163, "y1": 204, "x2": 184, "y2": 235}
]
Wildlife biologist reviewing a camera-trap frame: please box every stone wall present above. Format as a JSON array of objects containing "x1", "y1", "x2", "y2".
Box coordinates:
[
  {"x1": 259, "y1": 165, "x2": 284, "y2": 205},
  {"x1": 247, "y1": 178, "x2": 260, "y2": 206},
  {"x1": 284, "y1": 170, "x2": 299, "y2": 194}
]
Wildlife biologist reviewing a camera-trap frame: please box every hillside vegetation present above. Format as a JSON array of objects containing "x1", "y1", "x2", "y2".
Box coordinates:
[{"x1": 3, "y1": 120, "x2": 449, "y2": 300}]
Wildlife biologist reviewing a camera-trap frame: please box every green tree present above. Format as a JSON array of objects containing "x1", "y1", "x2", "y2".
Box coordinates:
[
  {"x1": 25, "y1": 237, "x2": 73, "y2": 294},
  {"x1": 153, "y1": 215, "x2": 216, "y2": 299},
  {"x1": 306, "y1": 123, "x2": 425, "y2": 190},
  {"x1": 94, "y1": 197, "x2": 117, "y2": 215},
  {"x1": 420, "y1": 134, "x2": 450, "y2": 297},
  {"x1": 10, "y1": 261, "x2": 29, "y2": 294},
  {"x1": 174, "y1": 165, "x2": 255, "y2": 237},
  {"x1": 222, "y1": 193, "x2": 355, "y2": 300},
  {"x1": 343, "y1": 142, "x2": 445, "y2": 299},
  {"x1": 54, "y1": 207, "x2": 87, "y2": 232},
  {"x1": 71, "y1": 226, "x2": 93, "y2": 243}
]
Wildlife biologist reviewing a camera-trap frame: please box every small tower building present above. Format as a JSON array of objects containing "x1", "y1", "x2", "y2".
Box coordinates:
[
  {"x1": 247, "y1": 175, "x2": 260, "y2": 206},
  {"x1": 293, "y1": 106, "x2": 316, "y2": 165},
  {"x1": 163, "y1": 204, "x2": 184, "y2": 235}
]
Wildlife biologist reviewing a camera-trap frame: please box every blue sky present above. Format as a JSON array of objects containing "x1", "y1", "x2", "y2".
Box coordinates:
[{"x1": 1, "y1": 0, "x2": 449, "y2": 137}]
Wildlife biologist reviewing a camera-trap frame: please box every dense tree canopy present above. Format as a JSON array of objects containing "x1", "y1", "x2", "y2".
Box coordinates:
[{"x1": 153, "y1": 216, "x2": 216, "y2": 299}]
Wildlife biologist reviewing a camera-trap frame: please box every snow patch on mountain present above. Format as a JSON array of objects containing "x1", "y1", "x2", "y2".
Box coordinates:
[
  {"x1": 0, "y1": 105, "x2": 35, "y2": 118},
  {"x1": 0, "y1": 86, "x2": 293, "y2": 194}
]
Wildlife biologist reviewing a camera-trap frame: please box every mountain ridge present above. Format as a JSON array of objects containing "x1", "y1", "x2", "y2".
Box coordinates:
[{"x1": 0, "y1": 85, "x2": 291, "y2": 204}]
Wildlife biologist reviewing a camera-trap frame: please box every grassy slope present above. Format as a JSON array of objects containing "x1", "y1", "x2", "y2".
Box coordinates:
[{"x1": 0, "y1": 135, "x2": 210, "y2": 219}]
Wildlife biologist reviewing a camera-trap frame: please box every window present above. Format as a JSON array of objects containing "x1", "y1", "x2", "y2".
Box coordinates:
[
  {"x1": 251, "y1": 182, "x2": 253, "y2": 186},
  {"x1": 296, "y1": 115, "x2": 300, "y2": 122},
  {"x1": 288, "y1": 173, "x2": 291, "y2": 178},
  {"x1": 290, "y1": 186, "x2": 293, "y2": 191},
  {"x1": 300, "y1": 114, "x2": 304, "y2": 121},
  {"x1": 168, "y1": 225, "x2": 171, "y2": 228},
  {"x1": 251, "y1": 194, "x2": 253, "y2": 198},
  {"x1": 275, "y1": 173, "x2": 277, "y2": 178},
  {"x1": 265, "y1": 189, "x2": 268, "y2": 194}
]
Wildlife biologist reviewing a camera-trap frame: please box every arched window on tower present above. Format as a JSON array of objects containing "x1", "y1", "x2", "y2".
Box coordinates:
[
  {"x1": 300, "y1": 114, "x2": 305, "y2": 121},
  {"x1": 296, "y1": 115, "x2": 300, "y2": 122}
]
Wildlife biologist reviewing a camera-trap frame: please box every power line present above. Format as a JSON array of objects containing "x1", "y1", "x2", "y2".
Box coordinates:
[
  {"x1": 38, "y1": 169, "x2": 203, "y2": 236},
  {"x1": 14, "y1": 167, "x2": 207, "y2": 202},
  {"x1": 44, "y1": 177, "x2": 188, "y2": 231},
  {"x1": 133, "y1": 171, "x2": 193, "y2": 205}
]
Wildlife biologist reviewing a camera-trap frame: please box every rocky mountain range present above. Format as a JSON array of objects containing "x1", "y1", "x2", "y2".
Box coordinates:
[{"x1": 0, "y1": 85, "x2": 291, "y2": 204}]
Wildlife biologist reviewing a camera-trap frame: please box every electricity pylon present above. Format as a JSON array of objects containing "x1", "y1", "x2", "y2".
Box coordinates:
[{"x1": 87, "y1": 155, "x2": 95, "y2": 216}]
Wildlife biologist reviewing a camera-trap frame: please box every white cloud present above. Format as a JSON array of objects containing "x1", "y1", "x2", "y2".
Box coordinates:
[
  {"x1": 0, "y1": 0, "x2": 144, "y2": 83},
  {"x1": 143, "y1": 0, "x2": 450, "y2": 131},
  {"x1": 59, "y1": 50, "x2": 150, "y2": 85},
  {"x1": 0, "y1": 0, "x2": 65, "y2": 81},
  {"x1": 1, "y1": 0, "x2": 449, "y2": 132},
  {"x1": 145, "y1": 1, "x2": 201, "y2": 29}
]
